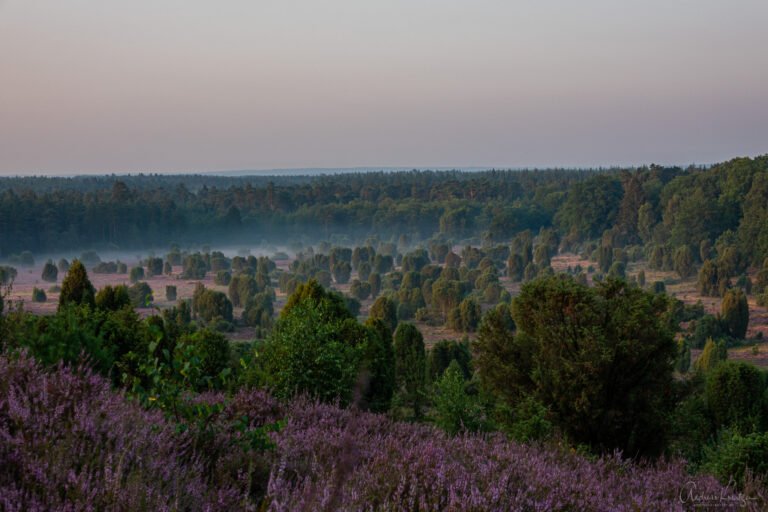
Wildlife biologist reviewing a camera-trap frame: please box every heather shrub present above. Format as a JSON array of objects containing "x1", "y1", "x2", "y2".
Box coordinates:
[
  {"x1": 0, "y1": 352, "x2": 750, "y2": 512},
  {"x1": 265, "y1": 397, "x2": 738, "y2": 511},
  {"x1": 0, "y1": 352, "x2": 269, "y2": 511}
]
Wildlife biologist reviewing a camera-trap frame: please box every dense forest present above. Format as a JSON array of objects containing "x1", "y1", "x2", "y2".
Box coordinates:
[
  {"x1": 2, "y1": 156, "x2": 768, "y2": 509},
  {"x1": 2, "y1": 157, "x2": 768, "y2": 271}
]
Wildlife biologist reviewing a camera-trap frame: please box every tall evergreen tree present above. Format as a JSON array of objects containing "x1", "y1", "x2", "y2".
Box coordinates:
[{"x1": 58, "y1": 260, "x2": 95, "y2": 310}]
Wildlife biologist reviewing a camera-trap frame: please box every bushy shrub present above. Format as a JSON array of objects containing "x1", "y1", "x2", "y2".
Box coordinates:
[
  {"x1": 31, "y1": 287, "x2": 46, "y2": 303},
  {"x1": 128, "y1": 282, "x2": 153, "y2": 308},
  {"x1": 0, "y1": 353, "x2": 742, "y2": 511},
  {"x1": 41, "y1": 261, "x2": 58, "y2": 282},
  {"x1": 432, "y1": 361, "x2": 487, "y2": 435},
  {"x1": 129, "y1": 266, "x2": 145, "y2": 284},
  {"x1": 214, "y1": 270, "x2": 232, "y2": 286}
]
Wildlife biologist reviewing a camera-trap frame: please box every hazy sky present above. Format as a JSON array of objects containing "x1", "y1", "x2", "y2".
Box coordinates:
[{"x1": 1, "y1": 0, "x2": 767, "y2": 174}]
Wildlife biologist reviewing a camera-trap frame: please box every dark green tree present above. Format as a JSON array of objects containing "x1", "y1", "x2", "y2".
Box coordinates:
[
  {"x1": 509, "y1": 275, "x2": 677, "y2": 456},
  {"x1": 41, "y1": 260, "x2": 58, "y2": 283},
  {"x1": 192, "y1": 284, "x2": 233, "y2": 323},
  {"x1": 95, "y1": 284, "x2": 131, "y2": 311},
  {"x1": 369, "y1": 296, "x2": 398, "y2": 333},
  {"x1": 361, "y1": 318, "x2": 396, "y2": 412},
  {"x1": 58, "y1": 260, "x2": 95, "y2": 310},
  {"x1": 721, "y1": 288, "x2": 749, "y2": 339},
  {"x1": 432, "y1": 360, "x2": 486, "y2": 435},
  {"x1": 258, "y1": 298, "x2": 363, "y2": 404},
  {"x1": 428, "y1": 339, "x2": 472, "y2": 381},
  {"x1": 129, "y1": 266, "x2": 145, "y2": 284},
  {"x1": 673, "y1": 245, "x2": 695, "y2": 278},
  {"x1": 393, "y1": 323, "x2": 426, "y2": 417},
  {"x1": 705, "y1": 361, "x2": 767, "y2": 434},
  {"x1": 128, "y1": 282, "x2": 153, "y2": 308},
  {"x1": 694, "y1": 338, "x2": 728, "y2": 373},
  {"x1": 332, "y1": 261, "x2": 352, "y2": 284},
  {"x1": 697, "y1": 259, "x2": 720, "y2": 296},
  {"x1": 31, "y1": 287, "x2": 47, "y2": 303}
]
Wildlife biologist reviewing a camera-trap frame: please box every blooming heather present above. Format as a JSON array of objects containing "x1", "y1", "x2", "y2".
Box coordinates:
[{"x1": 0, "y1": 352, "x2": 753, "y2": 511}]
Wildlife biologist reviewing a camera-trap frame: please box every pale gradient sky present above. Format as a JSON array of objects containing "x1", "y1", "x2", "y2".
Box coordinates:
[{"x1": 1, "y1": 0, "x2": 767, "y2": 174}]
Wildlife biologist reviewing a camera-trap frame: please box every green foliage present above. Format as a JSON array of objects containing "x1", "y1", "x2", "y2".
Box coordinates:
[
  {"x1": 0, "y1": 265, "x2": 17, "y2": 285},
  {"x1": 349, "y1": 279, "x2": 372, "y2": 301},
  {"x1": 128, "y1": 282, "x2": 153, "y2": 308},
  {"x1": 368, "y1": 272, "x2": 381, "y2": 298},
  {"x1": 180, "y1": 329, "x2": 231, "y2": 390},
  {"x1": 636, "y1": 270, "x2": 646, "y2": 288},
  {"x1": 431, "y1": 278, "x2": 464, "y2": 318},
  {"x1": 697, "y1": 259, "x2": 720, "y2": 297},
  {"x1": 21, "y1": 305, "x2": 116, "y2": 374},
  {"x1": 507, "y1": 253, "x2": 524, "y2": 282},
  {"x1": 228, "y1": 274, "x2": 261, "y2": 308},
  {"x1": 447, "y1": 298, "x2": 481, "y2": 333},
  {"x1": 721, "y1": 288, "x2": 749, "y2": 339},
  {"x1": 705, "y1": 361, "x2": 766, "y2": 434},
  {"x1": 41, "y1": 261, "x2": 58, "y2": 283},
  {"x1": 361, "y1": 318, "x2": 396, "y2": 412},
  {"x1": 332, "y1": 261, "x2": 352, "y2": 284},
  {"x1": 509, "y1": 275, "x2": 677, "y2": 456},
  {"x1": 214, "y1": 270, "x2": 232, "y2": 286},
  {"x1": 282, "y1": 279, "x2": 351, "y2": 321},
  {"x1": 58, "y1": 260, "x2": 95, "y2": 310},
  {"x1": 369, "y1": 296, "x2": 398, "y2": 333},
  {"x1": 504, "y1": 395, "x2": 554, "y2": 443},
  {"x1": 57, "y1": 258, "x2": 70, "y2": 274},
  {"x1": 673, "y1": 245, "x2": 695, "y2": 278},
  {"x1": 690, "y1": 315, "x2": 728, "y2": 348},
  {"x1": 694, "y1": 338, "x2": 728, "y2": 373},
  {"x1": 242, "y1": 292, "x2": 274, "y2": 328},
  {"x1": 393, "y1": 323, "x2": 426, "y2": 418},
  {"x1": 192, "y1": 284, "x2": 233, "y2": 323},
  {"x1": 95, "y1": 285, "x2": 131, "y2": 311},
  {"x1": 474, "y1": 304, "x2": 521, "y2": 404},
  {"x1": 31, "y1": 287, "x2": 46, "y2": 303},
  {"x1": 402, "y1": 249, "x2": 430, "y2": 273},
  {"x1": 607, "y1": 261, "x2": 625, "y2": 279},
  {"x1": 257, "y1": 300, "x2": 363, "y2": 405},
  {"x1": 182, "y1": 253, "x2": 208, "y2": 279},
  {"x1": 428, "y1": 339, "x2": 472, "y2": 381},
  {"x1": 129, "y1": 266, "x2": 145, "y2": 284},
  {"x1": 146, "y1": 257, "x2": 164, "y2": 277},
  {"x1": 554, "y1": 175, "x2": 623, "y2": 240},
  {"x1": 675, "y1": 339, "x2": 691, "y2": 373},
  {"x1": 702, "y1": 430, "x2": 768, "y2": 487},
  {"x1": 432, "y1": 361, "x2": 487, "y2": 435}
]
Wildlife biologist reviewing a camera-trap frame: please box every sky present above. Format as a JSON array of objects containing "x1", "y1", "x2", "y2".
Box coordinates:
[{"x1": 1, "y1": 0, "x2": 767, "y2": 175}]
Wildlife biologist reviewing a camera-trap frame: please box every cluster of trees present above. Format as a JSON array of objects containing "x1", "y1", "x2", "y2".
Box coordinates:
[
  {"x1": 2, "y1": 257, "x2": 768, "y2": 490},
  {"x1": 0, "y1": 161, "x2": 679, "y2": 257}
]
